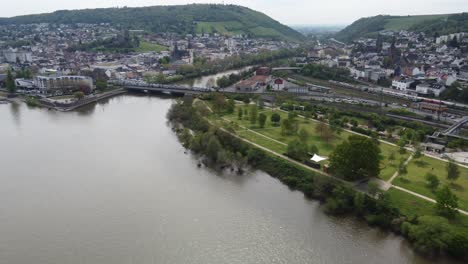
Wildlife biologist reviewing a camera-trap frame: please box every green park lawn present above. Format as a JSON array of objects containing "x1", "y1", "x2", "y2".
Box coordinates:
[
  {"x1": 195, "y1": 21, "x2": 245, "y2": 35},
  {"x1": 211, "y1": 102, "x2": 468, "y2": 221},
  {"x1": 219, "y1": 104, "x2": 405, "y2": 180},
  {"x1": 393, "y1": 156, "x2": 468, "y2": 211},
  {"x1": 384, "y1": 15, "x2": 449, "y2": 31},
  {"x1": 135, "y1": 41, "x2": 169, "y2": 53},
  {"x1": 235, "y1": 129, "x2": 287, "y2": 154},
  {"x1": 379, "y1": 144, "x2": 410, "y2": 181},
  {"x1": 388, "y1": 188, "x2": 468, "y2": 231},
  {"x1": 388, "y1": 187, "x2": 437, "y2": 218}
]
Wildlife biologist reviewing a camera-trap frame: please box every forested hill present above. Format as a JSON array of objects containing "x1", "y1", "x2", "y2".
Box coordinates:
[
  {"x1": 0, "y1": 4, "x2": 304, "y2": 41},
  {"x1": 335, "y1": 13, "x2": 468, "y2": 42}
]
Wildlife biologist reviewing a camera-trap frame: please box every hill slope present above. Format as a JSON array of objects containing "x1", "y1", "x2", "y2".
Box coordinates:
[
  {"x1": 0, "y1": 4, "x2": 304, "y2": 41},
  {"x1": 335, "y1": 13, "x2": 468, "y2": 42}
]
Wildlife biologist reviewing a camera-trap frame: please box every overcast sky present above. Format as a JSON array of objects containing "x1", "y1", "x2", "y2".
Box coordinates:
[{"x1": 1, "y1": 0, "x2": 466, "y2": 25}]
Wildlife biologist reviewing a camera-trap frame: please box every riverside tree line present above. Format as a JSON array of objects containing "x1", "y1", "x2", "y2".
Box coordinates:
[{"x1": 167, "y1": 94, "x2": 468, "y2": 260}]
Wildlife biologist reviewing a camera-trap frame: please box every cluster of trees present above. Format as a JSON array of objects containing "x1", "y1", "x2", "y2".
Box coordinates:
[
  {"x1": 216, "y1": 70, "x2": 253, "y2": 88},
  {"x1": 301, "y1": 64, "x2": 352, "y2": 82},
  {"x1": 144, "y1": 73, "x2": 184, "y2": 84},
  {"x1": 168, "y1": 95, "x2": 468, "y2": 259},
  {"x1": 168, "y1": 97, "x2": 248, "y2": 172},
  {"x1": 447, "y1": 138, "x2": 468, "y2": 149},
  {"x1": 336, "y1": 13, "x2": 468, "y2": 43},
  {"x1": 15, "y1": 68, "x2": 33, "y2": 79},
  {"x1": 401, "y1": 215, "x2": 467, "y2": 257},
  {"x1": 280, "y1": 99, "x2": 435, "y2": 144},
  {"x1": 1, "y1": 5, "x2": 304, "y2": 41},
  {"x1": 68, "y1": 30, "x2": 140, "y2": 53},
  {"x1": 5, "y1": 69, "x2": 16, "y2": 93},
  {"x1": 73, "y1": 91, "x2": 84, "y2": 100},
  {"x1": 440, "y1": 81, "x2": 468, "y2": 104},
  {"x1": 281, "y1": 112, "x2": 299, "y2": 136},
  {"x1": 95, "y1": 80, "x2": 108, "y2": 91},
  {"x1": 409, "y1": 13, "x2": 468, "y2": 37},
  {"x1": 329, "y1": 135, "x2": 381, "y2": 181},
  {"x1": 177, "y1": 48, "x2": 301, "y2": 80}
]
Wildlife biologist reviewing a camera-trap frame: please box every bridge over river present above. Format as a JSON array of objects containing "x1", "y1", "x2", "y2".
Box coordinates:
[
  {"x1": 441, "y1": 116, "x2": 468, "y2": 140},
  {"x1": 110, "y1": 80, "x2": 215, "y2": 95}
]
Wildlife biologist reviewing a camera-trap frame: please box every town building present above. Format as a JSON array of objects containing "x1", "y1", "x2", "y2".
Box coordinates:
[
  {"x1": 392, "y1": 78, "x2": 414, "y2": 91},
  {"x1": 33, "y1": 75, "x2": 94, "y2": 95},
  {"x1": 415, "y1": 82, "x2": 446, "y2": 97}
]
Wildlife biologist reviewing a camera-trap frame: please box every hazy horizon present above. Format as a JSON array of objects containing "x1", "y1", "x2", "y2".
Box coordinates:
[{"x1": 1, "y1": 0, "x2": 466, "y2": 25}]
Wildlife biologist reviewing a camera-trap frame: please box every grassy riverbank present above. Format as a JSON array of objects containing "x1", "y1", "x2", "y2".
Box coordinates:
[
  {"x1": 394, "y1": 156, "x2": 468, "y2": 211},
  {"x1": 218, "y1": 104, "x2": 410, "y2": 180},
  {"x1": 214, "y1": 102, "x2": 468, "y2": 211},
  {"x1": 168, "y1": 96, "x2": 468, "y2": 260}
]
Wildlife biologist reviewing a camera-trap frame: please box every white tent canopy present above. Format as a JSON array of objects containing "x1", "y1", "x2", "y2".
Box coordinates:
[{"x1": 310, "y1": 154, "x2": 328, "y2": 163}]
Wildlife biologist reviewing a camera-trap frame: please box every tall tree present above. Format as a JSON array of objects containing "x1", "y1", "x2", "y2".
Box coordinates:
[
  {"x1": 287, "y1": 139, "x2": 309, "y2": 162},
  {"x1": 425, "y1": 173, "x2": 440, "y2": 192},
  {"x1": 447, "y1": 159, "x2": 460, "y2": 183},
  {"x1": 271, "y1": 112, "x2": 281, "y2": 125},
  {"x1": 226, "y1": 98, "x2": 235, "y2": 114},
  {"x1": 435, "y1": 185, "x2": 459, "y2": 219},
  {"x1": 249, "y1": 104, "x2": 258, "y2": 125},
  {"x1": 258, "y1": 113, "x2": 267, "y2": 128},
  {"x1": 315, "y1": 122, "x2": 327, "y2": 137},
  {"x1": 298, "y1": 128, "x2": 309, "y2": 143},
  {"x1": 206, "y1": 135, "x2": 222, "y2": 162},
  {"x1": 329, "y1": 135, "x2": 381, "y2": 181},
  {"x1": 6, "y1": 69, "x2": 16, "y2": 93}
]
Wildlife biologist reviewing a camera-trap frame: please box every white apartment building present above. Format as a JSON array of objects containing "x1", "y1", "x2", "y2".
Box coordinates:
[
  {"x1": 2, "y1": 49, "x2": 33, "y2": 63},
  {"x1": 415, "y1": 82, "x2": 446, "y2": 97},
  {"x1": 392, "y1": 78, "x2": 414, "y2": 91},
  {"x1": 33, "y1": 76, "x2": 94, "y2": 94}
]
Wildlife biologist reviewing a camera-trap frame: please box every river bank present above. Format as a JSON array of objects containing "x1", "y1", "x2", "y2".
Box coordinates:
[
  {"x1": 1, "y1": 94, "x2": 461, "y2": 264},
  {"x1": 168, "y1": 96, "x2": 468, "y2": 261},
  {"x1": 14, "y1": 88, "x2": 127, "y2": 111}
]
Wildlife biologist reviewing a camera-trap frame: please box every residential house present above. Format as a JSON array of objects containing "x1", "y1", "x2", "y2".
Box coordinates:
[{"x1": 415, "y1": 82, "x2": 446, "y2": 97}]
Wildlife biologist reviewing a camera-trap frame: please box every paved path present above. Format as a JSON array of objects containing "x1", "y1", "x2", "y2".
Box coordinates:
[
  {"x1": 218, "y1": 126, "x2": 361, "y2": 189},
  {"x1": 392, "y1": 185, "x2": 468, "y2": 216},
  {"x1": 201, "y1": 100, "x2": 468, "y2": 216},
  {"x1": 199, "y1": 100, "x2": 355, "y2": 188},
  {"x1": 387, "y1": 154, "x2": 414, "y2": 185},
  {"x1": 221, "y1": 117, "x2": 287, "y2": 146}
]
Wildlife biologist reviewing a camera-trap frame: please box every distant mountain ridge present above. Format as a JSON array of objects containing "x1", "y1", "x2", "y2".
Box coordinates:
[
  {"x1": 335, "y1": 13, "x2": 468, "y2": 42},
  {"x1": 0, "y1": 4, "x2": 304, "y2": 41}
]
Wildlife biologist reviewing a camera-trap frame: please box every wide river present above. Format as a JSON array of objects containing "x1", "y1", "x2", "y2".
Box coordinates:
[{"x1": 0, "y1": 94, "x2": 455, "y2": 264}]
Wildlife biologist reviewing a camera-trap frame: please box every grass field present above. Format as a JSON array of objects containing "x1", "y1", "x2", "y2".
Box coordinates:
[
  {"x1": 388, "y1": 188, "x2": 468, "y2": 227},
  {"x1": 249, "y1": 26, "x2": 288, "y2": 39},
  {"x1": 219, "y1": 104, "x2": 406, "y2": 180},
  {"x1": 135, "y1": 41, "x2": 169, "y2": 53},
  {"x1": 216, "y1": 103, "x2": 468, "y2": 214},
  {"x1": 379, "y1": 144, "x2": 410, "y2": 181},
  {"x1": 384, "y1": 14, "x2": 449, "y2": 31},
  {"x1": 209, "y1": 102, "x2": 468, "y2": 230},
  {"x1": 388, "y1": 188, "x2": 468, "y2": 233},
  {"x1": 195, "y1": 21, "x2": 245, "y2": 35},
  {"x1": 195, "y1": 21, "x2": 291, "y2": 40},
  {"x1": 393, "y1": 156, "x2": 468, "y2": 211}
]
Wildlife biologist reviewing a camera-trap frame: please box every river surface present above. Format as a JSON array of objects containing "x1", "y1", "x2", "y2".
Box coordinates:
[
  {"x1": 178, "y1": 66, "x2": 252, "y2": 88},
  {"x1": 0, "y1": 95, "x2": 455, "y2": 264}
]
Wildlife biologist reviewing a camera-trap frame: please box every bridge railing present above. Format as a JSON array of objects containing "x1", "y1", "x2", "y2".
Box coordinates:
[
  {"x1": 109, "y1": 79, "x2": 214, "y2": 92},
  {"x1": 442, "y1": 116, "x2": 468, "y2": 135}
]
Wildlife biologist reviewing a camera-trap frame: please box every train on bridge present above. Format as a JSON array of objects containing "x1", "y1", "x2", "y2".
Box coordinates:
[{"x1": 110, "y1": 80, "x2": 216, "y2": 94}]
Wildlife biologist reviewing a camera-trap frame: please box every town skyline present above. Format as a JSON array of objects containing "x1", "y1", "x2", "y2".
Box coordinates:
[{"x1": 1, "y1": 0, "x2": 467, "y2": 25}]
